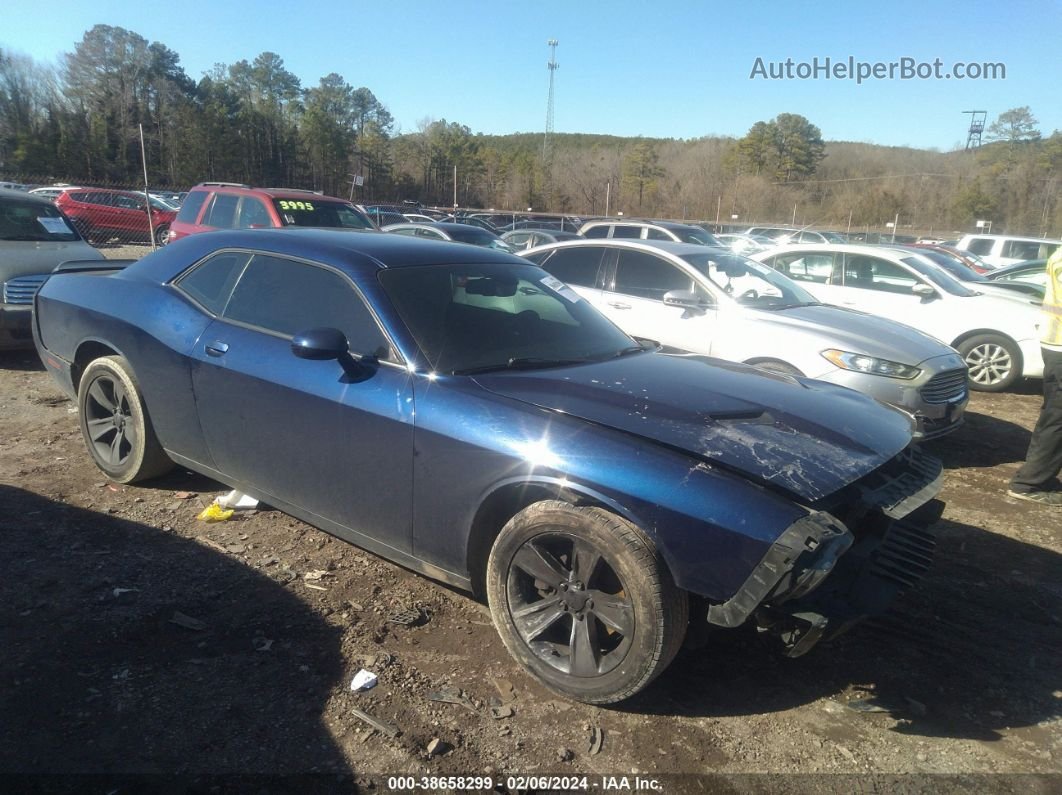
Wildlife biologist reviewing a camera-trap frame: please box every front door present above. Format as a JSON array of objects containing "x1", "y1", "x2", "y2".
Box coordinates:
[{"x1": 187, "y1": 252, "x2": 415, "y2": 553}]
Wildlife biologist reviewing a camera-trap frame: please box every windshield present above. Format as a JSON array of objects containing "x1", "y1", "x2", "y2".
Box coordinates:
[
  {"x1": 272, "y1": 198, "x2": 374, "y2": 229},
  {"x1": 449, "y1": 226, "x2": 513, "y2": 250},
  {"x1": 900, "y1": 256, "x2": 977, "y2": 296},
  {"x1": 909, "y1": 247, "x2": 986, "y2": 282},
  {"x1": 149, "y1": 196, "x2": 177, "y2": 211},
  {"x1": 680, "y1": 251, "x2": 819, "y2": 308},
  {"x1": 675, "y1": 228, "x2": 720, "y2": 246},
  {"x1": 379, "y1": 263, "x2": 637, "y2": 374},
  {"x1": 0, "y1": 199, "x2": 80, "y2": 242}
]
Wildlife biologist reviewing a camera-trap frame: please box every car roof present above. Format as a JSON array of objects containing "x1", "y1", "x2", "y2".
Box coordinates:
[
  {"x1": 0, "y1": 187, "x2": 56, "y2": 206},
  {"x1": 524, "y1": 237, "x2": 729, "y2": 258},
  {"x1": 189, "y1": 183, "x2": 350, "y2": 202},
  {"x1": 132, "y1": 228, "x2": 523, "y2": 284}
]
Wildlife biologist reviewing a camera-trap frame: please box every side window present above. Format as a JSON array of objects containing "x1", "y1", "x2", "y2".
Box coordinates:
[
  {"x1": 388, "y1": 227, "x2": 418, "y2": 237},
  {"x1": 843, "y1": 255, "x2": 918, "y2": 293},
  {"x1": 539, "y1": 247, "x2": 605, "y2": 288},
  {"x1": 114, "y1": 194, "x2": 142, "y2": 210},
  {"x1": 175, "y1": 251, "x2": 251, "y2": 315},
  {"x1": 175, "y1": 191, "x2": 209, "y2": 223},
  {"x1": 1003, "y1": 240, "x2": 1046, "y2": 260},
  {"x1": 224, "y1": 255, "x2": 391, "y2": 358},
  {"x1": 611, "y1": 225, "x2": 642, "y2": 239},
  {"x1": 506, "y1": 233, "x2": 531, "y2": 248},
  {"x1": 237, "y1": 197, "x2": 272, "y2": 228},
  {"x1": 646, "y1": 227, "x2": 672, "y2": 241},
  {"x1": 770, "y1": 252, "x2": 836, "y2": 283},
  {"x1": 203, "y1": 193, "x2": 240, "y2": 228},
  {"x1": 964, "y1": 237, "x2": 994, "y2": 256},
  {"x1": 798, "y1": 231, "x2": 824, "y2": 243},
  {"x1": 582, "y1": 225, "x2": 609, "y2": 239},
  {"x1": 612, "y1": 250, "x2": 693, "y2": 300}
]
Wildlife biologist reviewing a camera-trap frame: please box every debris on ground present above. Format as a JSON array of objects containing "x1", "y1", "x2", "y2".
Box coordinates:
[
  {"x1": 492, "y1": 677, "x2": 516, "y2": 703},
  {"x1": 215, "y1": 489, "x2": 259, "y2": 510},
  {"x1": 350, "y1": 708, "x2": 400, "y2": 738},
  {"x1": 173, "y1": 491, "x2": 196, "y2": 500},
  {"x1": 388, "y1": 607, "x2": 427, "y2": 627},
  {"x1": 196, "y1": 503, "x2": 233, "y2": 523},
  {"x1": 427, "y1": 686, "x2": 477, "y2": 712},
  {"x1": 490, "y1": 705, "x2": 513, "y2": 719},
  {"x1": 169, "y1": 611, "x2": 207, "y2": 631},
  {"x1": 426, "y1": 738, "x2": 449, "y2": 758},
  {"x1": 350, "y1": 669, "x2": 378, "y2": 692},
  {"x1": 588, "y1": 726, "x2": 603, "y2": 755},
  {"x1": 557, "y1": 747, "x2": 574, "y2": 762},
  {"x1": 847, "y1": 697, "x2": 890, "y2": 714}
]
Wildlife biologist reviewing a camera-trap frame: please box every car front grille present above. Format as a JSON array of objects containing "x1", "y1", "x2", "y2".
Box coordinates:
[
  {"x1": 2, "y1": 274, "x2": 49, "y2": 305},
  {"x1": 866, "y1": 518, "x2": 937, "y2": 590},
  {"x1": 919, "y1": 368, "x2": 968, "y2": 404}
]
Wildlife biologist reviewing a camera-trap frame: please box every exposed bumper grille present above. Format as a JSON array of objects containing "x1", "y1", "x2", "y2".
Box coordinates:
[
  {"x1": 920, "y1": 368, "x2": 968, "y2": 404},
  {"x1": 855, "y1": 444, "x2": 944, "y2": 519},
  {"x1": 867, "y1": 519, "x2": 937, "y2": 590},
  {"x1": 3, "y1": 274, "x2": 49, "y2": 305}
]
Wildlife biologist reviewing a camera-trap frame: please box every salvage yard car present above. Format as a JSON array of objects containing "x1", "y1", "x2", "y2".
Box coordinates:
[
  {"x1": 0, "y1": 187, "x2": 103, "y2": 349},
  {"x1": 753, "y1": 243, "x2": 1045, "y2": 392},
  {"x1": 33, "y1": 229, "x2": 943, "y2": 704},
  {"x1": 522, "y1": 239, "x2": 969, "y2": 440}
]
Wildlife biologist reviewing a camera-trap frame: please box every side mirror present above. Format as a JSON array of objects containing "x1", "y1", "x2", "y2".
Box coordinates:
[
  {"x1": 291, "y1": 327, "x2": 349, "y2": 360},
  {"x1": 912, "y1": 283, "x2": 938, "y2": 300},
  {"x1": 663, "y1": 290, "x2": 712, "y2": 311}
]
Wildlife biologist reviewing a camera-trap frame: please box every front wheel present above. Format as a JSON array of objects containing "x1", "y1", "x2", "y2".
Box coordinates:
[
  {"x1": 78, "y1": 356, "x2": 174, "y2": 483},
  {"x1": 957, "y1": 334, "x2": 1022, "y2": 392},
  {"x1": 486, "y1": 501, "x2": 687, "y2": 704}
]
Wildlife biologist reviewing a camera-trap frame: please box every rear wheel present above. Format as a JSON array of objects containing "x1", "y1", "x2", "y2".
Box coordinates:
[
  {"x1": 153, "y1": 224, "x2": 170, "y2": 247},
  {"x1": 486, "y1": 501, "x2": 687, "y2": 704},
  {"x1": 957, "y1": 334, "x2": 1022, "y2": 392},
  {"x1": 78, "y1": 356, "x2": 173, "y2": 483}
]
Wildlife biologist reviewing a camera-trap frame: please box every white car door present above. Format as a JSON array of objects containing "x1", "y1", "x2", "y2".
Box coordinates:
[{"x1": 598, "y1": 248, "x2": 718, "y2": 353}]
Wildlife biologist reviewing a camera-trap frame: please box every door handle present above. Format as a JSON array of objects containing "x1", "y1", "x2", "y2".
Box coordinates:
[
  {"x1": 607, "y1": 301, "x2": 631, "y2": 310},
  {"x1": 205, "y1": 341, "x2": 229, "y2": 357}
]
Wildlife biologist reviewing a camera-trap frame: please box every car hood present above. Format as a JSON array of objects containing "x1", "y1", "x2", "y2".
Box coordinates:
[
  {"x1": 0, "y1": 240, "x2": 104, "y2": 280},
  {"x1": 745, "y1": 304, "x2": 957, "y2": 364},
  {"x1": 474, "y1": 352, "x2": 914, "y2": 502}
]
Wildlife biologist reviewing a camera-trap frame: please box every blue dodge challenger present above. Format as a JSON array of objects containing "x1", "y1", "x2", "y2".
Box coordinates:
[{"x1": 33, "y1": 228, "x2": 942, "y2": 704}]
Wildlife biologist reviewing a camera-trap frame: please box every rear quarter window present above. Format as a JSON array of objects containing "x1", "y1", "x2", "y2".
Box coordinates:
[{"x1": 175, "y1": 191, "x2": 210, "y2": 224}]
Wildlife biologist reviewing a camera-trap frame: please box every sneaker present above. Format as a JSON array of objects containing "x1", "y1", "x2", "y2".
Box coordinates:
[{"x1": 1007, "y1": 489, "x2": 1062, "y2": 506}]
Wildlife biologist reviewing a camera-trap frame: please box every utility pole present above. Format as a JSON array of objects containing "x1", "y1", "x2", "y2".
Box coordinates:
[{"x1": 543, "y1": 39, "x2": 559, "y2": 210}]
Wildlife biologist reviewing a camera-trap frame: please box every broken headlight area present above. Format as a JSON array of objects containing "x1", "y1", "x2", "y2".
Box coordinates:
[{"x1": 702, "y1": 444, "x2": 943, "y2": 657}]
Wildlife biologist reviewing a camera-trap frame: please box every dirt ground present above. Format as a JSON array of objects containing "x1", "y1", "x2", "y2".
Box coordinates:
[{"x1": 1, "y1": 339, "x2": 1060, "y2": 793}]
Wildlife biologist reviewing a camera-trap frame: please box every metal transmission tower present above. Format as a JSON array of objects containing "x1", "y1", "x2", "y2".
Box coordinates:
[
  {"x1": 963, "y1": 110, "x2": 987, "y2": 150},
  {"x1": 542, "y1": 39, "x2": 559, "y2": 208}
]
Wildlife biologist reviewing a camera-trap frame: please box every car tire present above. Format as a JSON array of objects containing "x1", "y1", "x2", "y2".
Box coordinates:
[
  {"x1": 78, "y1": 356, "x2": 174, "y2": 483},
  {"x1": 749, "y1": 359, "x2": 804, "y2": 377},
  {"x1": 957, "y1": 333, "x2": 1022, "y2": 392},
  {"x1": 154, "y1": 224, "x2": 170, "y2": 247},
  {"x1": 486, "y1": 500, "x2": 687, "y2": 704}
]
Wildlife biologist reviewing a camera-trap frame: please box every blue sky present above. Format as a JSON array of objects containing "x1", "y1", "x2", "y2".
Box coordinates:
[{"x1": 3, "y1": 0, "x2": 1060, "y2": 149}]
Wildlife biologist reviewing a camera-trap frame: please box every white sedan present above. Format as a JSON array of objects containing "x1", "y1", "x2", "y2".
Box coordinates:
[{"x1": 751, "y1": 244, "x2": 1043, "y2": 392}]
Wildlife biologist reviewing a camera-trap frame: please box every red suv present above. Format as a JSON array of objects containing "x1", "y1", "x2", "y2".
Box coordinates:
[
  {"x1": 168, "y1": 183, "x2": 376, "y2": 243},
  {"x1": 55, "y1": 188, "x2": 177, "y2": 247}
]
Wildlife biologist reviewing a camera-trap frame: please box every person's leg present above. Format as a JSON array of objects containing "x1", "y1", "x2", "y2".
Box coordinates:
[{"x1": 1010, "y1": 348, "x2": 1062, "y2": 496}]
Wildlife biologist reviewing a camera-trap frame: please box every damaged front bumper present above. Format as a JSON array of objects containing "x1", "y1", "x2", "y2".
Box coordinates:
[{"x1": 704, "y1": 445, "x2": 943, "y2": 656}]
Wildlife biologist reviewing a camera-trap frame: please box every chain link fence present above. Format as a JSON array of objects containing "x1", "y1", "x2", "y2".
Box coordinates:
[{"x1": 2, "y1": 176, "x2": 186, "y2": 259}]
